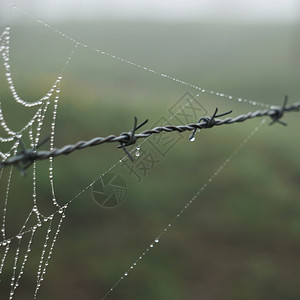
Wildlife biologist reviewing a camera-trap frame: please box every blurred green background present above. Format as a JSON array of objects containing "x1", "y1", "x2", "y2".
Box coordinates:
[{"x1": 0, "y1": 17, "x2": 300, "y2": 300}]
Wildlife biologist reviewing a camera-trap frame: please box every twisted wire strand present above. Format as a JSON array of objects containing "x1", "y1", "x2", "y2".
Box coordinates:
[{"x1": 1, "y1": 101, "x2": 299, "y2": 169}]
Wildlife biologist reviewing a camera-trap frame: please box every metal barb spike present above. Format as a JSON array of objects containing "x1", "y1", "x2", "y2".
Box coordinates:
[
  {"x1": 15, "y1": 136, "x2": 50, "y2": 175},
  {"x1": 269, "y1": 95, "x2": 288, "y2": 126},
  {"x1": 118, "y1": 117, "x2": 148, "y2": 161},
  {"x1": 189, "y1": 108, "x2": 232, "y2": 142}
]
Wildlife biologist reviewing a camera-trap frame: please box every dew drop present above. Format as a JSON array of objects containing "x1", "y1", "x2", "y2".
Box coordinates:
[
  {"x1": 155, "y1": 238, "x2": 159, "y2": 243},
  {"x1": 189, "y1": 136, "x2": 196, "y2": 142},
  {"x1": 150, "y1": 244, "x2": 154, "y2": 248},
  {"x1": 135, "y1": 146, "x2": 141, "y2": 157}
]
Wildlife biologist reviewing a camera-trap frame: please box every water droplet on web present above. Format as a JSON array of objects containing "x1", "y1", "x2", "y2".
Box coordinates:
[
  {"x1": 155, "y1": 238, "x2": 159, "y2": 243},
  {"x1": 135, "y1": 146, "x2": 140, "y2": 157},
  {"x1": 150, "y1": 244, "x2": 154, "y2": 248},
  {"x1": 189, "y1": 136, "x2": 195, "y2": 142}
]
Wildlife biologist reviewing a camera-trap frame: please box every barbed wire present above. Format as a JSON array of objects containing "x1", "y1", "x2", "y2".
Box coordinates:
[{"x1": 0, "y1": 97, "x2": 299, "y2": 172}]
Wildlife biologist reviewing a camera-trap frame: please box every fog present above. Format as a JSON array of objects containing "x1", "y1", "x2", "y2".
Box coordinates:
[{"x1": 1, "y1": 0, "x2": 299, "y2": 23}]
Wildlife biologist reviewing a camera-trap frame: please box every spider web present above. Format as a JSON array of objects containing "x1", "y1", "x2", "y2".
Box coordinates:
[
  {"x1": 0, "y1": 4, "x2": 281, "y2": 300},
  {"x1": 0, "y1": 26, "x2": 78, "y2": 299}
]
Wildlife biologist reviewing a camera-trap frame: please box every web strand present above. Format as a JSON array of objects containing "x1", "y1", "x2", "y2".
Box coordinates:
[
  {"x1": 10, "y1": 2, "x2": 271, "y2": 109},
  {"x1": 101, "y1": 119, "x2": 266, "y2": 299}
]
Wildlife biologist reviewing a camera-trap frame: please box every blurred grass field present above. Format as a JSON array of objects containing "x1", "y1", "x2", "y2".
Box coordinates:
[{"x1": 0, "y1": 20, "x2": 300, "y2": 300}]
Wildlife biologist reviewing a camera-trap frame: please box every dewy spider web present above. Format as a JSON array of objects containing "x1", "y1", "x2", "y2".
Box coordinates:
[
  {"x1": 0, "y1": 26, "x2": 78, "y2": 299},
  {"x1": 0, "y1": 4, "x2": 292, "y2": 300}
]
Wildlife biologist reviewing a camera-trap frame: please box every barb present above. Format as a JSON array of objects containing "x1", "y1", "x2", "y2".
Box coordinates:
[
  {"x1": 1, "y1": 100, "x2": 300, "y2": 170},
  {"x1": 13, "y1": 136, "x2": 50, "y2": 175},
  {"x1": 189, "y1": 108, "x2": 232, "y2": 142},
  {"x1": 269, "y1": 95, "x2": 289, "y2": 126},
  {"x1": 117, "y1": 117, "x2": 148, "y2": 161}
]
